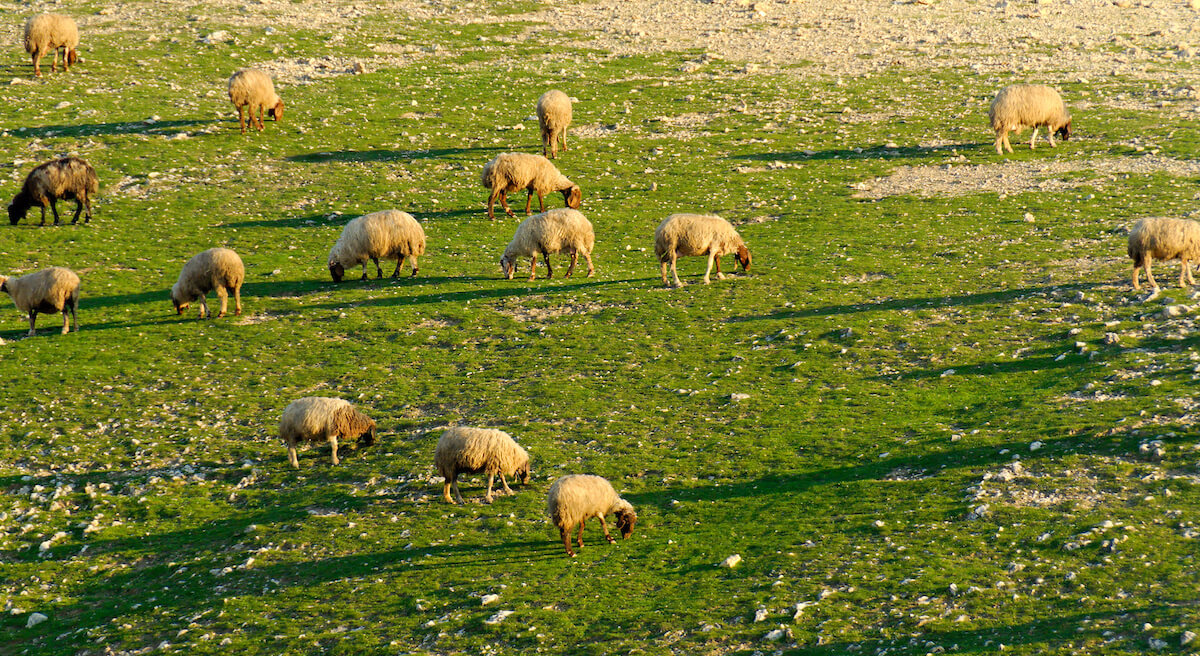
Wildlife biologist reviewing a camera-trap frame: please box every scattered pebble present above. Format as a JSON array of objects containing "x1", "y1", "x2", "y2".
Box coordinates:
[
  {"x1": 720, "y1": 554, "x2": 742, "y2": 568},
  {"x1": 26, "y1": 613, "x2": 47, "y2": 628},
  {"x1": 484, "y1": 610, "x2": 514, "y2": 624}
]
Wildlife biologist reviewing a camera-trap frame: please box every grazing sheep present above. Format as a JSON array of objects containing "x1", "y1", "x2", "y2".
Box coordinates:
[
  {"x1": 435, "y1": 427, "x2": 530, "y2": 504},
  {"x1": 536, "y1": 90, "x2": 572, "y2": 159},
  {"x1": 654, "y1": 213, "x2": 751, "y2": 287},
  {"x1": 279, "y1": 397, "x2": 377, "y2": 468},
  {"x1": 0, "y1": 267, "x2": 79, "y2": 336},
  {"x1": 1127, "y1": 216, "x2": 1200, "y2": 290},
  {"x1": 170, "y1": 248, "x2": 244, "y2": 318},
  {"x1": 988, "y1": 84, "x2": 1072, "y2": 155},
  {"x1": 500, "y1": 208, "x2": 595, "y2": 281},
  {"x1": 547, "y1": 474, "x2": 636, "y2": 557},
  {"x1": 8, "y1": 157, "x2": 98, "y2": 226},
  {"x1": 227, "y1": 68, "x2": 284, "y2": 134},
  {"x1": 480, "y1": 152, "x2": 581, "y2": 221},
  {"x1": 24, "y1": 14, "x2": 79, "y2": 78},
  {"x1": 327, "y1": 210, "x2": 426, "y2": 282}
]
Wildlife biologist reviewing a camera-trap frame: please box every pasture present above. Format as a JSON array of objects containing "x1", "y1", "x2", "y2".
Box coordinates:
[{"x1": 2, "y1": 1, "x2": 1199, "y2": 654}]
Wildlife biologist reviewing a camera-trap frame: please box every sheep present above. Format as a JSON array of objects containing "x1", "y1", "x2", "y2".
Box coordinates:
[
  {"x1": 279, "y1": 397, "x2": 377, "y2": 468},
  {"x1": 24, "y1": 14, "x2": 79, "y2": 78},
  {"x1": 480, "y1": 152, "x2": 581, "y2": 221},
  {"x1": 536, "y1": 90, "x2": 572, "y2": 159},
  {"x1": 988, "y1": 84, "x2": 1072, "y2": 155},
  {"x1": 1127, "y1": 216, "x2": 1200, "y2": 291},
  {"x1": 170, "y1": 248, "x2": 244, "y2": 319},
  {"x1": 8, "y1": 157, "x2": 98, "y2": 227},
  {"x1": 0, "y1": 267, "x2": 79, "y2": 336},
  {"x1": 499, "y1": 208, "x2": 595, "y2": 281},
  {"x1": 227, "y1": 68, "x2": 285, "y2": 134},
  {"x1": 327, "y1": 210, "x2": 426, "y2": 282},
  {"x1": 654, "y1": 213, "x2": 751, "y2": 287},
  {"x1": 546, "y1": 474, "x2": 637, "y2": 557},
  {"x1": 434, "y1": 427, "x2": 530, "y2": 504}
]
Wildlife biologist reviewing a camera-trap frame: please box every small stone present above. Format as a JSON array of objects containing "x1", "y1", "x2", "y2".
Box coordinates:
[
  {"x1": 720, "y1": 554, "x2": 742, "y2": 568},
  {"x1": 730, "y1": 393, "x2": 750, "y2": 402},
  {"x1": 1104, "y1": 332, "x2": 1120, "y2": 345},
  {"x1": 481, "y1": 594, "x2": 500, "y2": 605},
  {"x1": 754, "y1": 608, "x2": 768, "y2": 622},
  {"x1": 1182, "y1": 630, "x2": 1197, "y2": 646},
  {"x1": 1149, "y1": 637, "x2": 1168, "y2": 650},
  {"x1": 1023, "y1": 212, "x2": 1035, "y2": 223},
  {"x1": 765, "y1": 628, "x2": 786, "y2": 642},
  {"x1": 484, "y1": 610, "x2": 514, "y2": 624},
  {"x1": 1030, "y1": 441, "x2": 1044, "y2": 451},
  {"x1": 26, "y1": 613, "x2": 48, "y2": 628}
]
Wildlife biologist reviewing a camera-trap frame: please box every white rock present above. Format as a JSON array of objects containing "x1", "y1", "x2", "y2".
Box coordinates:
[
  {"x1": 481, "y1": 594, "x2": 500, "y2": 606},
  {"x1": 730, "y1": 393, "x2": 750, "y2": 402},
  {"x1": 26, "y1": 612, "x2": 48, "y2": 628},
  {"x1": 765, "y1": 628, "x2": 786, "y2": 642},
  {"x1": 1029, "y1": 441, "x2": 1044, "y2": 451},
  {"x1": 1163, "y1": 304, "x2": 1189, "y2": 318},
  {"x1": 793, "y1": 601, "x2": 816, "y2": 619},
  {"x1": 1182, "y1": 630, "x2": 1197, "y2": 646},
  {"x1": 1023, "y1": 212, "x2": 1035, "y2": 222},
  {"x1": 754, "y1": 608, "x2": 768, "y2": 622},
  {"x1": 720, "y1": 554, "x2": 742, "y2": 568},
  {"x1": 1149, "y1": 637, "x2": 1167, "y2": 650},
  {"x1": 484, "y1": 610, "x2": 514, "y2": 624}
]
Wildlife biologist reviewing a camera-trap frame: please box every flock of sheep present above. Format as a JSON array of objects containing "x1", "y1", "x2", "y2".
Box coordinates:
[{"x1": 3, "y1": 12, "x2": 1196, "y2": 556}]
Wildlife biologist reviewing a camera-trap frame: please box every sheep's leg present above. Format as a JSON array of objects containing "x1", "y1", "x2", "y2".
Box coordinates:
[
  {"x1": 536, "y1": 192, "x2": 545, "y2": 213},
  {"x1": 1028, "y1": 127, "x2": 1039, "y2": 150},
  {"x1": 524, "y1": 190, "x2": 534, "y2": 216},
  {"x1": 38, "y1": 206, "x2": 47, "y2": 227},
  {"x1": 409, "y1": 255, "x2": 419, "y2": 277},
  {"x1": 51, "y1": 48, "x2": 59, "y2": 73},
  {"x1": 1132, "y1": 263, "x2": 1141, "y2": 290},
  {"x1": 328, "y1": 434, "x2": 340, "y2": 465},
  {"x1": 498, "y1": 472, "x2": 514, "y2": 496},
  {"x1": 237, "y1": 106, "x2": 247, "y2": 134},
  {"x1": 391, "y1": 257, "x2": 403, "y2": 278},
  {"x1": 27, "y1": 309, "x2": 37, "y2": 337},
  {"x1": 1181, "y1": 259, "x2": 1191, "y2": 288},
  {"x1": 442, "y1": 477, "x2": 456, "y2": 504},
  {"x1": 31, "y1": 50, "x2": 42, "y2": 78},
  {"x1": 232, "y1": 284, "x2": 242, "y2": 316},
  {"x1": 1188, "y1": 260, "x2": 1196, "y2": 286},
  {"x1": 372, "y1": 256, "x2": 383, "y2": 278},
  {"x1": 287, "y1": 440, "x2": 299, "y2": 468},
  {"x1": 255, "y1": 106, "x2": 265, "y2": 131},
  {"x1": 484, "y1": 471, "x2": 496, "y2": 503},
  {"x1": 543, "y1": 252, "x2": 553, "y2": 279},
  {"x1": 703, "y1": 253, "x2": 716, "y2": 284},
  {"x1": 1145, "y1": 256, "x2": 1159, "y2": 290},
  {"x1": 576, "y1": 521, "x2": 586, "y2": 549},
  {"x1": 61, "y1": 47, "x2": 70, "y2": 73},
  {"x1": 670, "y1": 255, "x2": 684, "y2": 288},
  {"x1": 660, "y1": 260, "x2": 670, "y2": 285},
  {"x1": 215, "y1": 286, "x2": 229, "y2": 318},
  {"x1": 197, "y1": 295, "x2": 209, "y2": 319},
  {"x1": 993, "y1": 130, "x2": 1005, "y2": 155},
  {"x1": 1046, "y1": 128, "x2": 1057, "y2": 148},
  {"x1": 597, "y1": 515, "x2": 616, "y2": 544},
  {"x1": 83, "y1": 194, "x2": 92, "y2": 224},
  {"x1": 71, "y1": 198, "x2": 84, "y2": 225},
  {"x1": 61, "y1": 306, "x2": 70, "y2": 335},
  {"x1": 715, "y1": 254, "x2": 726, "y2": 280},
  {"x1": 560, "y1": 129, "x2": 568, "y2": 153},
  {"x1": 69, "y1": 295, "x2": 78, "y2": 332},
  {"x1": 528, "y1": 256, "x2": 537, "y2": 282},
  {"x1": 50, "y1": 200, "x2": 62, "y2": 226},
  {"x1": 560, "y1": 527, "x2": 575, "y2": 556},
  {"x1": 565, "y1": 250, "x2": 578, "y2": 278},
  {"x1": 499, "y1": 192, "x2": 515, "y2": 218},
  {"x1": 360, "y1": 261, "x2": 370, "y2": 280},
  {"x1": 583, "y1": 250, "x2": 594, "y2": 278},
  {"x1": 450, "y1": 475, "x2": 466, "y2": 504}
]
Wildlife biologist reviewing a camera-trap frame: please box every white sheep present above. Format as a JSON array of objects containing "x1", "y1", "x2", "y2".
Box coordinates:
[
  {"x1": 279, "y1": 397, "x2": 377, "y2": 468},
  {"x1": 170, "y1": 248, "x2": 244, "y2": 318},
  {"x1": 536, "y1": 90, "x2": 572, "y2": 159},
  {"x1": 546, "y1": 474, "x2": 637, "y2": 557},
  {"x1": 0, "y1": 267, "x2": 79, "y2": 336},
  {"x1": 8, "y1": 157, "x2": 98, "y2": 226},
  {"x1": 434, "y1": 427, "x2": 530, "y2": 504},
  {"x1": 654, "y1": 213, "x2": 751, "y2": 287},
  {"x1": 227, "y1": 68, "x2": 284, "y2": 134},
  {"x1": 988, "y1": 84, "x2": 1072, "y2": 155},
  {"x1": 24, "y1": 14, "x2": 79, "y2": 78},
  {"x1": 1127, "y1": 216, "x2": 1200, "y2": 290},
  {"x1": 500, "y1": 208, "x2": 595, "y2": 281},
  {"x1": 327, "y1": 210, "x2": 426, "y2": 282},
  {"x1": 480, "y1": 153, "x2": 581, "y2": 221}
]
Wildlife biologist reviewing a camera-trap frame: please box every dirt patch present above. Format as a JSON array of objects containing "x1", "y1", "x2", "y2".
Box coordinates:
[
  {"x1": 852, "y1": 155, "x2": 1200, "y2": 199},
  {"x1": 493, "y1": 298, "x2": 625, "y2": 323}
]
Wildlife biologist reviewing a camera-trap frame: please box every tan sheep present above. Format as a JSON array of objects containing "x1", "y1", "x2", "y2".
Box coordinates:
[
  {"x1": 536, "y1": 90, "x2": 572, "y2": 159},
  {"x1": 654, "y1": 213, "x2": 751, "y2": 287},
  {"x1": 279, "y1": 397, "x2": 377, "y2": 468},
  {"x1": 24, "y1": 14, "x2": 79, "y2": 78},
  {"x1": 8, "y1": 157, "x2": 98, "y2": 226},
  {"x1": 547, "y1": 474, "x2": 636, "y2": 557},
  {"x1": 500, "y1": 208, "x2": 595, "y2": 281},
  {"x1": 988, "y1": 84, "x2": 1072, "y2": 155},
  {"x1": 480, "y1": 153, "x2": 581, "y2": 221},
  {"x1": 227, "y1": 68, "x2": 285, "y2": 134},
  {"x1": 170, "y1": 248, "x2": 244, "y2": 319},
  {"x1": 434, "y1": 427, "x2": 530, "y2": 504},
  {"x1": 1127, "y1": 216, "x2": 1200, "y2": 290},
  {"x1": 327, "y1": 210, "x2": 426, "y2": 282},
  {"x1": 0, "y1": 267, "x2": 79, "y2": 336}
]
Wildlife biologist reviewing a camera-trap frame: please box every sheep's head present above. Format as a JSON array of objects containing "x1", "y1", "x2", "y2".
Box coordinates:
[
  {"x1": 563, "y1": 185, "x2": 582, "y2": 209},
  {"x1": 615, "y1": 508, "x2": 637, "y2": 539},
  {"x1": 735, "y1": 244, "x2": 752, "y2": 272},
  {"x1": 169, "y1": 284, "x2": 188, "y2": 315},
  {"x1": 0, "y1": 276, "x2": 7, "y2": 294},
  {"x1": 357, "y1": 418, "x2": 377, "y2": 447},
  {"x1": 515, "y1": 457, "x2": 531, "y2": 485},
  {"x1": 66, "y1": 49, "x2": 78, "y2": 66},
  {"x1": 500, "y1": 254, "x2": 517, "y2": 280},
  {"x1": 268, "y1": 99, "x2": 285, "y2": 123},
  {"x1": 8, "y1": 203, "x2": 25, "y2": 225},
  {"x1": 329, "y1": 260, "x2": 345, "y2": 282},
  {"x1": 1055, "y1": 119, "x2": 1072, "y2": 142}
]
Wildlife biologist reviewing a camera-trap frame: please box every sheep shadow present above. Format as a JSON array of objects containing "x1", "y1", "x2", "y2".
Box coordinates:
[
  {"x1": 218, "y1": 212, "x2": 349, "y2": 229},
  {"x1": 872, "y1": 348, "x2": 1089, "y2": 382},
  {"x1": 301, "y1": 277, "x2": 633, "y2": 311},
  {"x1": 726, "y1": 282, "x2": 1105, "y2": 323},
  {"x1": 287, "y1": 146, "x2": 504, "y2": 164},
  {"x1": 729, "y1": 142, "x2": 986, "y2": 163},
  {"x1": 11, "y1": 119, "x2": 212, "y2": 139}
]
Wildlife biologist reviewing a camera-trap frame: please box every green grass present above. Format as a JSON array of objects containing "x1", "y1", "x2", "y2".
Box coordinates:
[{"x1": 2, "y1": 2, "x2": 1199, "y2": 655}]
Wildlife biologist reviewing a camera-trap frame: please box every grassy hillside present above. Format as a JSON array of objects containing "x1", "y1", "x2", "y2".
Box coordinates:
[{"x1": 2, "y1": 1, "x2": 1199, "y2": 654}]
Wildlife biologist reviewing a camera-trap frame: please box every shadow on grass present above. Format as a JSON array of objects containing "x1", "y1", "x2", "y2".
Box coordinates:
[
  {"x1": 287, "y1": 146, "x2": 504, "y2": 164},
  {"x1": 12, "y1": 119, "x2": 212, "y2": 139},
  {"x1": 729, "y1": 142, "x2": 986, "y2": 163},
  {"x1": 218, "y1": 212, "x2": 347, "y2": 229},
  {"x1": 727, "y1": 282, "x2": 1105, "y2": 323}
]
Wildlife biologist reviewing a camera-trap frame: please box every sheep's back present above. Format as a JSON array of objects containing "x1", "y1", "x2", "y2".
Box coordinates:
[
  {"x1": 537, "y1": 90, "x2": 572, "y2": 131},
  {"x1": 656, "y1": 213, "x2": 737, "y2": 257},
  {"x1": 24, "y1": 14, "x2": 79, "y2": 52},
  {"x1": 989, "y1": 84, "x2": 1066, "y2": 129},
  {"x1": 279, "y1": 397, "x2": 352, "y2": 442},
  {"x1": 1129, "y1": 217, "x2": 1200, "y2": 261},
  {"x1": 5, "y1": 267, "x2": 79, "y2": 312},
  {"x1": 547, "y1": 474, "x2": 617, "y2": 527},
  {"x1": 435, "y1": 427, "x2": 522, "y2": 477},
  {"x1": 228, "y1": 68, "x2": 276, "y2": 108}
]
